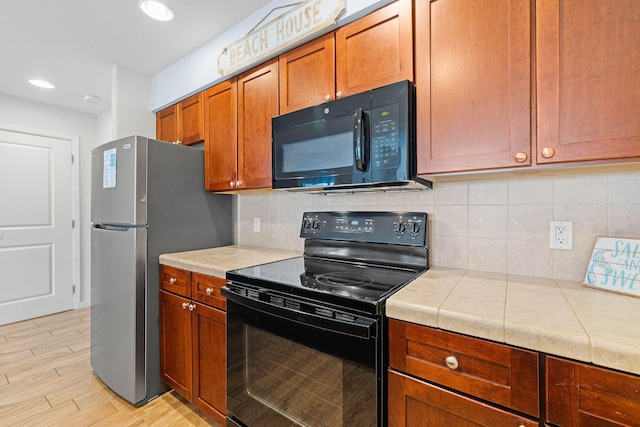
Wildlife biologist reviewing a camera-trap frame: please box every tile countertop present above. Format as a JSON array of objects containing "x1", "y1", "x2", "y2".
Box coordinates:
[
  {"x1": 159, "y1": 245, "x2": 301, "y2": 279},
  {"x1": 386, "y1": 268, "x2": 640, "y2": 376}
]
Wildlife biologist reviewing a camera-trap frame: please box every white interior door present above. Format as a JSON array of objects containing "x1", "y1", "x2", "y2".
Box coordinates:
[{"x1": 0, "y1": 130, "x2": 74, "y2": 325}]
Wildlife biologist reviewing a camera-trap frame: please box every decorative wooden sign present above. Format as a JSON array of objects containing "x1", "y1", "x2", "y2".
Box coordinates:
[
  {"x1": 218, "y1": 0, "x2": 345, "y2": 76},
  {"x1": 584, "y1": 237, "x2": 640, "y2": 298}
]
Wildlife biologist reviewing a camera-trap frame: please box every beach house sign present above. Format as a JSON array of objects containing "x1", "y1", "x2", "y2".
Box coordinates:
[{"x1": 218, "y1": 0, "x2": 346, "y2": 76}]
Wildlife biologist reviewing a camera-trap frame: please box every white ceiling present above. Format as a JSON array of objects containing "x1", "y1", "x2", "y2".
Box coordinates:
[{"x1": 0, "y1": 0, "x2": 272, "y2": 115}]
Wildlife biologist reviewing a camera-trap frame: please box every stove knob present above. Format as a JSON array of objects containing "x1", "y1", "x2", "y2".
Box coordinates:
[
  {"x1": 410, "y1": 222, "x2": 422, "y2": 235},
  {"x1": 302, "y1": 219, "x2": 312, "y2": 229},
  {"x1": 311, "y1": 220, "x2": 321, "y2": 230},
  {"x1": 394, "y1": 221, "x2": 406, "y2": 234}
]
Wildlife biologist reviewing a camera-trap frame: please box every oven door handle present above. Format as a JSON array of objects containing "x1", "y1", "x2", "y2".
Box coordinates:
[{"x1": 223, "y1": 288, "x2": 376, "y2": 340}]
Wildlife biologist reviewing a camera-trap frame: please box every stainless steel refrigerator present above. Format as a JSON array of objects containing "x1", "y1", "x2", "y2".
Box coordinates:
[{"x1": 90, "y1": 135, "x2": 232, "y2": 405}]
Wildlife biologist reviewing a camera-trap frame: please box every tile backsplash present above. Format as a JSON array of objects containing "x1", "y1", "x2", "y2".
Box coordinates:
[{"x1": 237, "y1": 170, "x2": 640, "y2": 282}]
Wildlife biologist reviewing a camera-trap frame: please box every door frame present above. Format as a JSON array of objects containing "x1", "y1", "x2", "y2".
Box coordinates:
[{"x1": 0, "y1": 123, "x2": 81, "y2": 309}]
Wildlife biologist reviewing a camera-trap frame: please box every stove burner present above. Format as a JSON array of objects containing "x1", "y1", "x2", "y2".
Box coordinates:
[{"x1": 316, "y1": 272, "x2": 375, "y2": 288}]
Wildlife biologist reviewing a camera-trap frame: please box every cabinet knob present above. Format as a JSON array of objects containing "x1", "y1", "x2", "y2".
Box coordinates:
[
  {"x1": 325, "y1": 94, "x2": 332, "y2": 101},
  {"x1": 181, "y1": 302, "x2": 188, "y2": 309},
  {"x1": 205, "y1": 287, "x2": 214, "y2": 295},
  {"x1": 541, "y1": 147, "x2": 556, "y2": 158},
  {"x1": 169, "y1": 277, "x2": 177, "y2": 285},
  {"x1": 445, "y1": 355, "x2": 459, "y2": 370},
  {"x1": 188, "y1": 303, "x2": 196, "y2": 311},
  {"x1": 229, "y1": 181, "x2": 236, "y2": 188},
  {"x1": 514, "y1": 152, "x2": 528, "y2": 163},
  {"x1": 236, "y1": 180, "x2": 243, "y2": 188},
  {"x1": 336, "y1": 91, "x2": 343, "y2": 99}
]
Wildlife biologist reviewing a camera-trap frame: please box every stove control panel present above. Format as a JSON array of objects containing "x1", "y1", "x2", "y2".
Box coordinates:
[{"x1": 300, "y1": 211, "x2": 427, "y2": 247}]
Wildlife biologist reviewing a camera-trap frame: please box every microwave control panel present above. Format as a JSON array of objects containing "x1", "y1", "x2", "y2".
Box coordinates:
[{"x1": 370, "y1": 103, "x2": 401, "y2": 169}]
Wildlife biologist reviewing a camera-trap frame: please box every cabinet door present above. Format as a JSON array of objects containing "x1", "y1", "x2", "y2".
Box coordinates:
[
  {"x1": 159, "y1": 290, "x2": 193, "y2": 400},
  {"x1": 192, "y1": 302, "x2": 227, "y2": 426},
  {"x1": 237, "y1": 59, "x2": 278, "y2": 190},
  {"x1": 389, "y1": 320, "x2": 539, "y2": 418},
  {"x1": 178, "y1": 92, "x2": 205, "y2": 145},
  {"x1": 536, "y1": 0, "x2": 640, "y2": 164},
  {"x1": 546, "y1": 356, "x2": 640, "y2": 426},
  {"x1": 160, "y1": 265, "x2": 191, "y2": 298},
  {"x1": 335, "y1": 0, "x2": 413, "y2": 97},
  {"x1": 415, "y1": 0, "x2": 532, "y2": 174},
  {"x1": 192, "y1": 273, "x2": 226, "y2": 311},
  {"x1": 204, "y1": 79, "x2": 238, "y2": 191},
  {"x1": 279, "y1": 33, "x2": 336, "y2": 113},
  {"x1": 388, "y1": 370, "x2": 538, "y2": 427},
  {"x1": 156, "y1": 104, "x2": 178, "y2": 143}
]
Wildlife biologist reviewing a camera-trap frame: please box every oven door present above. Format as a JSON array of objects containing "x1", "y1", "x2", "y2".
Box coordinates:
[
  {"x1": 224, "y1": 285, "x2": 381, "y2": 427},
  {"x1": 272, "y1": 94, "x2": 372, "y2": 191}
]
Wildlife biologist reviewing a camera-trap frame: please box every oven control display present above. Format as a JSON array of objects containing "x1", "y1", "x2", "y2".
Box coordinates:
[{"x1": 333, "y1": 217, "x2": 374, "y2": 233}]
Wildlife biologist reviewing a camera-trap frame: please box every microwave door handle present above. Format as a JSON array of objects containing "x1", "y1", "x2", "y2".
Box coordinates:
[{"x1": 353, "y1": 108, "x2": 366, "y2": 171}]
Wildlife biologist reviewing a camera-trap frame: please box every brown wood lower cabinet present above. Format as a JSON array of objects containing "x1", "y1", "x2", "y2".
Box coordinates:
[
  {"x1": 388, "y1": 370, "x2": 538, "y2": 427},
  {"x1": 388, "y1": 319, "x2": 539, "y2": 426},
  {"x1": 546, "y1": 356, "x2": 640, "y2": 427},
  {"x1": 159, "y1": 266, "x2": 226, "y2": 425}
]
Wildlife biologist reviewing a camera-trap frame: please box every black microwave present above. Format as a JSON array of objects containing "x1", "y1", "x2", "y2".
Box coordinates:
[{"x1": 272, "y1": 80, "x2": 431, "y2": 192}]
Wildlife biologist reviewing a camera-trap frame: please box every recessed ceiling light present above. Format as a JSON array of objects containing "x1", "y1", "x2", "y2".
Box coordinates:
[
  {"x1": 29, "y1": 79, "x2": 55, "y2": 89},
  {"x1": 138, "y1": 0, "x2": 175, "y2": 22}
]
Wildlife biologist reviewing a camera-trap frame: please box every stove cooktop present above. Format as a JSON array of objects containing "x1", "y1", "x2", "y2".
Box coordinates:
[
  {"x1": 226, "y1": 211, "x2": 429, "y2": 315},
  {"x1": 225, "y1": 255, "x2": 425, "y2": 314}
]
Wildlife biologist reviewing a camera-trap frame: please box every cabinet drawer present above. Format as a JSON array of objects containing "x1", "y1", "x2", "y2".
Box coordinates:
[
  {"x1": 160, "y1": 265, "x2": 192, "y2": 297},
  {"x1": 547, "y1": 356, "x2": 640, "y2": 426},
  {"x1": 192, "y1": 273, "x2": 226, "y2": 311},
  {"x1": 388, "y1": 370, "x2": 538, "y2": 427},
  {"x1": 389, "y1": 320, "x2": 539, "y2": 417}
]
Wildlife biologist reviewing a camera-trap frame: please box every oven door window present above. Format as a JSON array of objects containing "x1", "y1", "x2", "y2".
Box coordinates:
[{"x1": 227, "y1": 300, "x2": 378, "y2": 427}]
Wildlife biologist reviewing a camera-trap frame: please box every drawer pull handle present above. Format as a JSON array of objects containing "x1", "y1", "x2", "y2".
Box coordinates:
[
  {"x1": 169, "y1": 278, "x2": 177, "y2": 285},
  {"x1": 445, "y1": 355, "x2": 459, "y2": 370},
  {"x1": 205, "y1": 287, "x2": 214, "y2": 295}
]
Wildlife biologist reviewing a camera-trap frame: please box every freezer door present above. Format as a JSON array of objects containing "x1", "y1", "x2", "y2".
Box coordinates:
[
  {"x1": 91, "y1": 136, "x2": 147, "y2": 225},
  {"x1": 90, "y1": 224, "x2": 147, "y2": 405}
]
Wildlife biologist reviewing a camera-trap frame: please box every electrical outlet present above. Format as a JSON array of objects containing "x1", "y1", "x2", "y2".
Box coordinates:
[
  {"x1": 550, "y1": 220, "x2": 573, "y2": 250},
  {"x1": 253, "y1": 217, "x2": 260, "y2": 233}
]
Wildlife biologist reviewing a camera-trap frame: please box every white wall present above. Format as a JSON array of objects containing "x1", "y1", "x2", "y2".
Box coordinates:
[
  {"x1": 0, "y1": 93, "x2": 98, "y2": 307},
  {"x1": 112, "y1": 65, "x2": 155, "y2": 139}
]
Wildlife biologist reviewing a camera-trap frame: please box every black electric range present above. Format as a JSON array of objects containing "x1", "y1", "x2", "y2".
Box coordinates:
[
  {"x1": 223, "y1": 211, "x2": 428, "y2": 427},
  {"x1": 225, "y1": 211, "x2": 429, "y2": 316}
]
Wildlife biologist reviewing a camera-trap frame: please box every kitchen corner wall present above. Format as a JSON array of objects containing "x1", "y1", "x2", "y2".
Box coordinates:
[{"x1": 237, "y1": 169, "x2": 640, "y2": 282}]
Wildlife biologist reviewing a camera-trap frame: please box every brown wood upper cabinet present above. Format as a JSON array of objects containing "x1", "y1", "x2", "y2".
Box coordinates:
[
  {"x1": 279, "y1": 0, "x2": 413, "y2": 114},
  {"x1": 156, "y1": 92, "x2": 205, "y2": 145},
  {"x1": 204, "y1": 60, "x2": 278, "y2": 191},
  {"x1": 536, "y1": 0, "x2": 640, "y2": 164},
  {"x1": 415, "y1": 0, "x2": 532, "y2": 174},
  {"x1": 279, "y1": 33, "x2": 335, "y2": 114},
  {"x1": 417, "y1": 0, "x2": 640, "y2": 175}
]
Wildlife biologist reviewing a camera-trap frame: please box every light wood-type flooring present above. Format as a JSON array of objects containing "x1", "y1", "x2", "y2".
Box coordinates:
[{"x1": 0, "y1": 308, "x2": 219, "y2": 426}]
